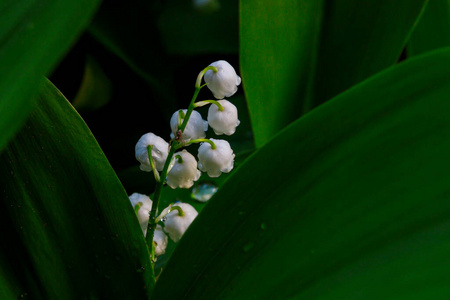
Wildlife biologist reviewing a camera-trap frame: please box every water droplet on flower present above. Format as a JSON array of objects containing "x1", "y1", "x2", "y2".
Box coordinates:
[
  {"x1": 191, "y1": 182, "x2": 218, "y2": 202},
  {"x1": 243, "y1": 242, "x2": 254, "y2": 252},
  {"x1": 162, "y1": 217, "x2": 167, "y2": 222}
]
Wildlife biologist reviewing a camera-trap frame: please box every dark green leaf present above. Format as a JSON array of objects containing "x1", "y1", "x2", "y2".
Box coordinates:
[
  {"x1": 408, "y1": 0, "x2": 450, "y2": 57},
  {"x1": 0, "y1": 79, "x2": 152, "y2": 299},
  {"x1": 240, "y1": 0, "x2": 325, "y2": 147},
  {"x1": 153, "y1": 49, "x2": 450, "y2": 299},
  {"x1": 0, "y1": 0, "x2": 101, "y2": 152},
  {"x1": 241, "y1": 0, "x2": 427, "y2": 147}
]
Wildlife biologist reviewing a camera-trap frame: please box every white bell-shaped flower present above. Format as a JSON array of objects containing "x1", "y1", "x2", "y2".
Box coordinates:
[
  {"x1": 170, "y1": 109, "x2": 208, "y2": 142},
  {"x1": 166, "y1": 150, "x2": 201, "y2": 189},
  {"x1": 154, "y1": 225, "x2": 168, "y2": 256},
  {"x1": 135, "y1": 133, "x2": 169, "y2": 172},
  {"x1": 198, "y1": 139, "x2": 234, "y2": 177},
  {"x1": 128, "y1": 193, "x2": 153, "y2": 235},
  {"x1": 129, "y1": 193, "x2": 168, "y2": 256},
  {"x1": 207, "y1": 100, "x2": 240, "y2": 135},
  {"x1": 163, "y1": 203, "x2": 198, "y2": 242},
  {"x1": 204, "y1": 60, "x2": 241, "y2": 99}
]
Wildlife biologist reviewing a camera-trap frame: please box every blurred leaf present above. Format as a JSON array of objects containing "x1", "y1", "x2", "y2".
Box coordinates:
[
  {"x1": 72, "y1": 55, "x2": 113, "y2": 112},
  {"x1": 0, "y1": 79, "x2": 152, "y2": 299},
  {"x1": 153, "y1": 49, "x2": 450, "y2": 299},
  {"x1": 88, "y1": 0, "x2": 177, "y2": 117},
  {"x1": 241, "y1": 0, "x2": 427, "y2": 147},
  {"x1": 156, "y1": 0, "x2": 239, "y2": 55},
  {"x1": 408, "y1": 0, "x2": 450, "y2": 57},
  {"x1": 0, "y1": 0, "x2": 101, "y2": 152}
]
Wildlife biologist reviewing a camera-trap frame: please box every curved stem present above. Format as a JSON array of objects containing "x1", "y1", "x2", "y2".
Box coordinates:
[
  {"x1": 170, "y1": 205, "x2": 185, "y2": 217},
  {"x1": 147, "y1": 145, "x2": 160, "y2": 182},
  {"x1": 175, "y1": 155, "x2": 183, "y2": 164},
  {"x1": 134, "y1": 202, "x2": 142, "y2": 217},
  {"x1": 194, "y1": 100, "x2": 224, "y2": 111},
  {"x1": 195, "y1": 66, "x2": 218, "y2": 88},
  {"x1": 182, "y1": 138, "x2": 216, "y2": 149}
]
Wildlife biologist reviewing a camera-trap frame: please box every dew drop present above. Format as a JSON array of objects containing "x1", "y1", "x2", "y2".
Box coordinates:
[
  {"x1": 243, "y1": 242, "x2": 254, "y2": 252},
  {"x1": 191, "y1": 182, "x2": 218, "y2": 202}
]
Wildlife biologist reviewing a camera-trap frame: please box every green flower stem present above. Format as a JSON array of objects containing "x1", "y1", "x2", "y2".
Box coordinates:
[
  {"x1": 175, "y1": 155, "x2": 183, "y2": 164},
  {"x1": 146, "y1": 66, "x2": 213, "y2": 280},
  {"x1": 181, "y1": 138, "x2": 217, "y2": 149},
  {"x1": 134, "y1": 202, "x2": 142, "y2": 217},
  {"x1": 194, "y1": 100, "x2": 224, "y2": 111},
  {"x1": 195, "y1": 66, "x2": 217, "y2": 88},
  {"x1": 145, "y1": 143, "x2": 176, "y2": 277},
  {"x1": 170, "y1": 205, "x2": 185, "y2": 217},
  {"x1": 147, "y1": 145, "x2": 160, "y2": 182}
]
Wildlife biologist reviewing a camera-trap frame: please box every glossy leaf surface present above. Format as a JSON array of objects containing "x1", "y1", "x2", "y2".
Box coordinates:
[
  {"x1": 241, "y1": 0, "x2": 427, "y2": 147},
  {"x1": 0, "y1": 0, "x2": 100, "y2": 152},
  {"x1": 0, "y1": 80, "x2": 152, "y2": 299},
  {"x1": 153, "y1": 49, "x2": 450, "y2": 299},
  {"x1": 408, "y1": 0, "x2": 450, "y2": 56}
]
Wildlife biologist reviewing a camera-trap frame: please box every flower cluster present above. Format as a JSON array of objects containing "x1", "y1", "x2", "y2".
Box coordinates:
[
  {"x1": 130, "y1": 60, "x2": 241, "y2": 257},
  {"x1": 135, "y1": 60, "x2": 240, "y2": 188}
]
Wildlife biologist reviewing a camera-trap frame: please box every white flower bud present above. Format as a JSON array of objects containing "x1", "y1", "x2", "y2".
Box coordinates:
[
  {"x1": 166, "y1": 150, "x2": 201, "y2": 189},
  {"x1": 207, "y1": 100, "x2": 240, "y2": 135},
  {"x1": 135, "y1": 133, "x2": 169, "y2": 172},
  {"x1": 128, "y1": 193, "x2": 153, "y2": 235},
  {"x1": 198, "y1": 138, "x2": 234, "y2": 177},
  {"x1": 204, "y1": 60, "x2": 241, "y2": 99},
  {"x1": 163, "y1": 203, "x2": 198, "y2": 242},
  {"x1": 154, "y1": 225, "x2": 168, "y2": 256},
  {"x1": 170, "y1": 109, "x2": 208, "y2": 142}
]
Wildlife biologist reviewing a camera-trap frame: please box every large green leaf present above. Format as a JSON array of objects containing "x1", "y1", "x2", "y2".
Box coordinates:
[
  {"x1": 240, "y1": 0, "x2": 324, "y2": 148},
  {"x1": 0, "y1": 79, "x2": 152, "y2": 299},
  {"x1": 153, "y1": 49, "x2": 450, "y2": 299},
  {"x1": 408, "y1": 0, "x2": 450, "y2": 57},
  {"x1": 0, "y1": 0, "x2": 101, "y2": 152},
  {"x1": 241, "y1": 0, "x2": 427, "y2": 147}
]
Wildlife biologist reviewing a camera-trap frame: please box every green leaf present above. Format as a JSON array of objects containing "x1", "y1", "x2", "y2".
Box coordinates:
[
  {"x1": 0, "y1": 79, "x2": 152, "y2": 299},
  {"x1": 153, "y1": 49, "x2": 450, "y2": 299},
  {"x1": 241, "y1": 0, "x2": 427, "y2": 147},
  {"x1": 240, "y1": 0, "x2": 325, "y2": 148},
  {"x1": 408, "y1": 0, "x2": 450, "y2": 57},
  {"x1": 0, "y1": 0, "x2": 101, "y2": 152}
]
